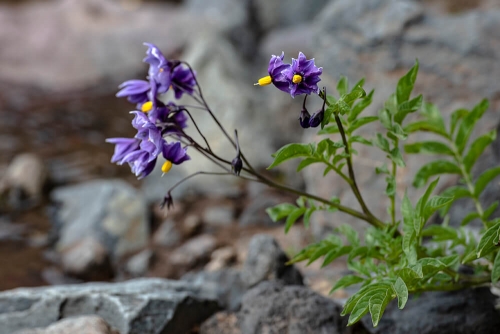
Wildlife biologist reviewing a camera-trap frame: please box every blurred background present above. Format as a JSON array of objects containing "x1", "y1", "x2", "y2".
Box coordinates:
[{"x1": 0, "y1": 0, "x2": 499, "y2": 305}]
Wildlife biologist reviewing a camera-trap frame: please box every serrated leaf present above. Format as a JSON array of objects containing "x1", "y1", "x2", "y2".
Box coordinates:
[
  {"x1": 463, "y1": 130, "x2": 496, "y2": 172},
  {"x1": 349, "y1": 89, "x2": 374, "y2": 121},
  {"x1": 476, "y1": 221, "x2": 500, "y2": 258},
  {"x1": 318, "y1": 124, "x2": 339, "y2": 134},
  {"x1": 350, "y1": 135, "x2": 373, "y2": 146},
  {"x1": 461, "y1": 212, "x2": 481, "y2": 226},
  {"x1": 329, "y1": 275, "x2": 364, "y2": 294},
  {"x1": 337, "y1": 76, "x2": 349, "y2": 96},
  {"x1": 303, "y1": 208, "x2": 315, "y2": 228},
  {"x1": 423, "y1": 196, "x2": 454, "y2": 220},
  {"x1": 322, "y1": 246, "x2": 352, "y2": 267},
  {"x1": 386, "y1": 175, "x2": 396, "y2": 196},
  {"x1": 397, "y1": 60, "x2": 419, "y2": 104},
  {"x1": 297, "y1": 158, "x2": 321, "y2": 172},
  {"x1": 450, "y1": 108, "x2": 469, "y2": 136},
  {"x1": 475, "y1": 167, "x2": 500, "y2": 197},
  {"x1": 492, "y1": 251, "x2": 500, "y2": 283},
  {"x1": 378, "y1": 108, "x2": 392, "y2": 129},
  {"x1": 484, "y1": 201, "x2": 499, "y2": 220},
  {"x1": 389, "y1": 123, "x2": 408, "y2": 140},
  {"x1": 404, "y1": 141, "x2": 454, "y2": 156},
  {"x1": 393, "y1": 277, "x2": 408, "y2": 309},
  {"x1": 349, "y1": 116, "x2": 378, "y2": 133},
  {"x1": 285, "y1": 207, "x2": 306, "y2": 233},
  {"x1": 404, "y1": 120, "x2": 448, "y2": 138},
  {"x1": 268, "y1": 143, "x2": 314, "y2": 169},
  {"x1": 388, "y1": 148, "x2": 405, "y2": 167},
  {"x1": 394, "y1": 94, "x2": 423, "y2": 124},
  {"x1": 266, "y1": 203, "x2": 296, "y2": 222},
  {"x1": 455, "y1": 99, "x2": 489, "y2": 154},
  {"x1": 374, "y1": 133, "x2": 390, "y2": 152},
  {"x1": 413, "y1": 161, "x2": 461, "y2": 188}
]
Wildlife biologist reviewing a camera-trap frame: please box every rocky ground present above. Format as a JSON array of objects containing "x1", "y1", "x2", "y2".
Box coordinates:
[{"x1": 1, "y1": 0, "x2": 500, "y2": 333}]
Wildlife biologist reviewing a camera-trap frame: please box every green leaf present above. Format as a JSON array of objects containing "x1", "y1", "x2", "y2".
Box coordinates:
[
  {"x1": 343, "y1": 85, "x2": 367, "y2": 107},
  {"x1": 402, "y1": 192, "x2": 418, "y2": 263},
  {"x1": 389, "y1": 123, "x2": 408, "y2": 140},
  {"x1": 337, "y1": 76, "x2": 349, "y2": 96},
  {"x1": 285, "y1": 207, "x2": 306, "y2": 233},
  {"x1": 417, "y1": 178, "x2": 440, "y2": 217},
  {"x1": 413, "y1": 161, "x2": 461, "y2": 188},
  {"x1": 268, "y1": 143, "x2": 314, "y2": 169},
  {"x1": 349, "y1": 116, "x2": 378, "y2": 132},
  {"x1": 492, "y1": 251, "x2": 500, "y2": 283},
  {"x1": 421, "y1": 225, "x2": 458, "y2": 241},
  {"x1": 303, "y1": 208, "x2": 315, "y2": 228},
  {"x1": 385, "y1": 93, "x2": 398, "y2": 115},
  {"x1": 396, "y1": 60, "x2": 419, "y2": 104},
  {"x1": 450, "y1": 108, "x2": 469, "y2": 136},
  {"x1": 376, "y1": 164, "x2": 390, "y2": 174},
  {"x1": 374, "y1": 133, "x2": 390, "y2": 152},
  {"x1": 394, "y1": 94, "x2": 423, "y2": 124},
  {"x1": 338, "y1": 224, "x2": 360, "y2": 246},
  {"x1": 393, "y1": 277, "x2": 408, "y2": 309},
  {"x1": 297, "y1": 158, "x2": 321, "y2": 172},
  {"x1": 423, "y1": 196, "x2": 454, "y2": 220},
  {"x1": 322, "y1": 245, "x2": 352, "y2": 267},
  {"x1": 350, "y1": 135, "x2": 373, "y2": 146},
  {"x1": 329, "y1": 275, "x2": 364, "y2": 294},
  {"x1": 484, "y1": 201, "x2": 499, "y2": 220},
  {"x1": 476, "y1": 221, "x2": 500, "y2": 258},
  {"x1": 385, "y1": 175, "x2": 396, "y2": 196},
  {"x1": 463, "y1": 130, "x2": 496, "y2": 172},
  {"x1": 378, "y1": 108, "x2": 392, "y2": 129},
  {"x1": 349, "y1": 89, "x2": 374, "y2": 121},
  {"x1": 397, "y1": 267, "x2": 423, "y2": 287},
  {"x1": 389, "y1": 148, "x2": 405, "y2": 167},
  {"x1": 346, "y1": 283, "x2": 394, "y2": 326},
  {"x1": 325, "y1": 94, "x2": 337, "y2": 106},
  {"x1": 266, "y1": 203, "x2": 296, "y2": 222},
  {"x1": 438, "y1": 186, "x2": 471, "y2": 216},
  {"x1": 455, "y1": 99, "x2": 489, "y2": 154},
  {"x1": 318, "y1": 124, "x2": 339, "y2": 134},
  {"x1": 369, "y1": 288, "x2": 393, "y2": 327},
  {"x1": 461, "y1": 212, "x2": 481, "y2": 226},
  {"x1": 475, "y1": 167, "x2": 500, "y2": 197},
  {"x1": 404, "y1": 120, "x2": 448, "y2": 138},
  {"x1": 404, "y1": 141, "x2": 454, "y2": 156}
]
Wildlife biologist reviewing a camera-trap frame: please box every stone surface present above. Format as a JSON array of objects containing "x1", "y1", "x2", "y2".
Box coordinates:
[
  {"x1": 13, "y1": 315, "x2": 118, "y2": 334},
  {"x1": 205, "y1": 246, "x2": 237, "y2": 272},
  {"x1": 0, "y1": 278, "x2": 220, "y2": 334},
  {"x1": 60, "y1": 237, "x2": 112, "y2": 280},
  {"x1": 361, "y1": 287, "x2": 500, "y2": 334},
  {"x1": 169, "y1": 234, "x2": 217, "y2": 269},
  {"x1": 202, "y1": 281, "x2": 344, "y2": 334},
  {"x1": 51, "y1": 179, "x2": 149, "y2": 276},
  {"x1": 203, "y1": 206, "x2": 235, "y2": 228},
  {"x1": 241, "y1": 234, "x2": 303, "y2": 288},
  {"x1": 0, "y1": 153, "x2": 47, "y2": 208},
  {"x1": 125, "y1": 249, "x2": 153, "y2": 277},
  {"x1": 152, "y1": 220, "x2": 182, "y2": 247}
]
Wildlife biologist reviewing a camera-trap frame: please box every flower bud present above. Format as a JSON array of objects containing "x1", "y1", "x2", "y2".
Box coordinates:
[
  {"x1": 299, "y1": 108, "x2": 311, "y2": 128},
  {"x1": 160, "y1": 193, "x2": 174, "y2": 210},
  {"x1": 231, "y1": 156, "x2": 243, "y2": 176},
  {"x1": 309, "y1": 110, "x2": 324, "y2": 128}
]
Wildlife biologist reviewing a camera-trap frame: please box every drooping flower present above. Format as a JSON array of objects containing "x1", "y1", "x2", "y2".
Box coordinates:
[
  {"x1": 143, "y1": 43, "x2": 172, "y2": 93},
  {"x1": 283, "y1": 52, "x2": 322, "y2": 98},
  {"x1": 254, "y1": 52, "x2": 292, "y2": 93},
  {"x1": 170, "y1": 65, "x2": 197, "y2": 99},
  {"x1": 106, "y1": 138, "x2": 141, "y2": 163},
  {"x1": 309, "y1": 88, "x2": 327, "y2": 128},
  {"x1": 116, "y1": 80, "x2": 150, "y2": 105},
  {"x1": 299, "y1": 95, "x2": 311, "y2": 129}
]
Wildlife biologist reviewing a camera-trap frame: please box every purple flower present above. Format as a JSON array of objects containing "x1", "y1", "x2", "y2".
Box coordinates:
[
  {"x1": 283, "y1": 52, "x2": 322, "y2": 98},
  {"x1": 255, "y1": 52, "x2": 292, "y2": 93},
  {"x1": 163, "y1": 141, "x2": 190, "y2": 165},
  {"x1": 143, "y1": 43, "x2": 172, "y2": 93},
  {"x1": 106, "y1": 138, "x2": 140, "y2": 163},
  {"x1": 171, "y1": 65, "x2": 196, "y2": 99},
  {"x1": 116, "y1": 80, "x2": 150, "y2": 105}
]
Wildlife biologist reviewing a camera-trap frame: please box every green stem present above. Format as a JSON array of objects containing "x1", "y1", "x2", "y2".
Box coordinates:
[
  {"x1": 390, "y1": 138, "x2": 398, "y2": 226},
  {"x1": 334, "y1": 113, "x2": 383, "y2": 226}
]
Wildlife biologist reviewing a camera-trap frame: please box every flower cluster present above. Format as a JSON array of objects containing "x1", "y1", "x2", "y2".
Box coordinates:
[
  {"x1": 255, "y1": 52, "x2": 322, "y2": 98},
  {"x1": 107, "y1": 43, "x2": 195, "y2": 179}
]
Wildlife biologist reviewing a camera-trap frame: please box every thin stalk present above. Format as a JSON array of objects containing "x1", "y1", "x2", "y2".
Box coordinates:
[
  {"x1": 181, "y1": 108, "x2": 212, "y2": 152},
  {"x1": 390, "y1": 138, "x2": 398, "y2": 226},
  {"x1": 334, "y1": 113, "x2": 383, "y2": 226}
]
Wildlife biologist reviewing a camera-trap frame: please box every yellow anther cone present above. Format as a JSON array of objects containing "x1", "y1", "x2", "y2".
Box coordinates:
[
  {"x1": 161, "y1": 160, "x2": 173, "y2": 174},
  {"x1": 255, "y1": 75, "x2": 272, "y2": 86},
  {"x1": 141, "y1": 101, "x2": 153, "y2": 113}
]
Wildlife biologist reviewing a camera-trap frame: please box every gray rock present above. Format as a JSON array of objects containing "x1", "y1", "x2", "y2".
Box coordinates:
[
  {"x1": 361, "y1": 287, "x2": 500, "y2": 334},
  {"x1": 202, "y1": 281, "x2": 344, "y2": 334},
  {"x1": 203, "y1": 206, "x2": 235, "y2": 227},
  {"x1": 51, "y1": 179, "x2": 149, "y2": 277},
  {"x1": 199, "y1": 312, "x2": 239, "y2": 334},
  {"x1": 13, "y1": 315, "x2": 118, "y2": 334},
  {"x1": 60, "y1": 237, "x2": 112, "y2": 280},
  {"x1": 170, "y1": 234, "x2": 218, "y2": 270},
  {"x1": 153, "y1": 220, "x2": 182, "y2": 248},
  {"x1": 241, "y1": 234, "x2": 303, "y2": 288},
  {"x1": 182, "y1": 269, "x2": 246, "y2": 312},
  {"x1": 182, "y1": 214, "x2": 202, "y2": 237},
  {"x1": 125, "y1": 249, "x2": 154, "y2": 277},
  {"x1": 205, "y1": 246, "x2": 237, "y2": 272},
  {"x1": 0, "y1": 278, "x2": 220, "y2": 334}
]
